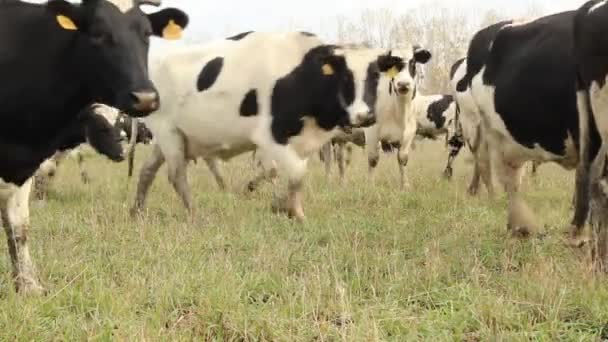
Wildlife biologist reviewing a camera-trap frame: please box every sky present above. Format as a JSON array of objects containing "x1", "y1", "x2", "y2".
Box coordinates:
[{"x1": 148, "y1": 0, "x2": 585, "y2": 54}]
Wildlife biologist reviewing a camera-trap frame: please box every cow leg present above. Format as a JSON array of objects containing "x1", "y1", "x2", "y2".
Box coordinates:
[
  {"x1": 588, "y1": 143, "x2": 608, "y2": 271},
  {"x1": 320, "y1": 142, "x2": 332, "y2": 181},
  {"x1": 131, "y1": 144, "x2": 165, "y2": 216},
  {"x1": 345, "y1": 144, "x2": 353, "y2": 166},
  {"x1": 203, "y1": 158, "x2": 226, "y2": 190},
  {"x1": 165, "y1": 146, "x2": 193, "y2": 215},
  {"x1": 478, "y1": 139, "x2": 495, "y2": 198},
  {"x1": 468, "y1": 158, "x2": 482, "y2": 196},
  {"x1": 76, "y1": 150, "x2": 90, "y2": 184},
  {"x1": 265, "y1": 146, "x2": 307, "y2": 221},
  {"x1": 398, "y1": 128, "x2": 416, "y2": 190},
  {"x1": 493, "y1": 151, "x2": 536, "y2": 238},
  {"x1": 366, "y1": 128, "x2": 380, "y2": 183},
  {"x1": 336, "y1": 142, "x2": 346, "y2": 184},
  {"x1": 1, "y1": 179, "x2": 43, "y2": 294},
  {"x1": 565, "y1": 165, "x2": 592, "y2": 247}
]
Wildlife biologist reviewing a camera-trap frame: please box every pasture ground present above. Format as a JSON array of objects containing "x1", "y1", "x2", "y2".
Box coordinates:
[{"x1": 1, "y1": 140, "x2": 608, "y2": 341}]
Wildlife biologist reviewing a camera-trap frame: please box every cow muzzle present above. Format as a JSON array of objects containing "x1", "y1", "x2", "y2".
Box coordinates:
[{"x1": 130, "y1": 91, "x2": 160, "y2": 115}]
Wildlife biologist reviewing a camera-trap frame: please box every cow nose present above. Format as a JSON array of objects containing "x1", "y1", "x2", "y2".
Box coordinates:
[
  {"x1": 396, "y1": 81, "x2": 412, "y2": 93},
  {"x1": 354, "y1": 110, "x2": 376, "y2": 127},
  {"x1": 130, "y1": 91, "x2": 159, "y2": 113}
]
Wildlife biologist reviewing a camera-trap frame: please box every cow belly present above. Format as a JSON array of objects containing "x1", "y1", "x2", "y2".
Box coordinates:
[{"x1": 377, "y1": 123, "x2": 404, "y2": 143}]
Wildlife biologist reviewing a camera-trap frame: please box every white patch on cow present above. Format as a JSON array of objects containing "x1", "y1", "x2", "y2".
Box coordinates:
[
  {"x1": 590, "y1": 0, "x2": 608, "y2": 13},
  {"x1": 451, "y1": 59, "x2": 483, "y2": 147}
]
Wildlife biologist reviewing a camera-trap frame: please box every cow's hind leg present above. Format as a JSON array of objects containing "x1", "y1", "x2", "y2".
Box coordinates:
[
  {"x1": 1, "y1": 179, "x2": 43, "y2": 294},
  {"x1": 204, "y1": 158, "x2": 226, "y2": 190},
  {"x1": 320, "y1": 142, "x2": 332, "y2": 181},
  {"x1": 164, "y1": 136, "x2": 193, "y2": 216},
  {"x1": 131, "y1": 144, "x2": 166, "y2": 216}
]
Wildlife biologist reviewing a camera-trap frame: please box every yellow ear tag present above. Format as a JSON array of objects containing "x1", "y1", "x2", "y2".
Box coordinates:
[
  {"x1": 386, "y1": 66, "x2": 398, "y2": 78},
  {"x1": 322, "y1": 63, "x2": 334, "y2": 76},
  {"x1": 162, "y1": 20, "x2": 183, "y2": 40},
  {"x1": 56, "y1": 15, "x2": 78, "y2": 31}
]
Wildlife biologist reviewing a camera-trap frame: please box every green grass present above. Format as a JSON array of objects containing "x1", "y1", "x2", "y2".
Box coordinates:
[{"x1": 1, "y1": 140, "x2": 607, "y2": 341}]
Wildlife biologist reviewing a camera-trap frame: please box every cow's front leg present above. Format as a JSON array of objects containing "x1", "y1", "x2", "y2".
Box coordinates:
[
  {"x1": 335, "y1": 142, "x2": 347, "y2": 184},
  {"x1": 266, "y1": 145, "x2": 308, "y2": 221},
  {"x1": 366, "y1": 128, "x2": 380, "y2": 183},
  {"x1": 131, "y1": 144, "x2": 165, "y2": 217},
  {"x1": 1, "y1": 179, "x2": 43, "y2": 295},
  {"x1": 320, "y1": 142, "x2": 332, "y2": 181},
  {"x1": 398, "y1": 126, "x2": 416, "y2": 190}
]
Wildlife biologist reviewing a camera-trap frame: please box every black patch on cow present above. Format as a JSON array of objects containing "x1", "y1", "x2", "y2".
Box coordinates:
[
  {"x1": 300, "y1": 31, "x2": 316, "y2": 37},
  {"x1": 574, "y1": 1, "x2": 608, "y2": 90},
  {"x1": 408, "y1": 59, "x2": 417, "y2": 77},
  {"x1": 427, "y1": 95, "x2": 454, "y2": 129},
  {"x1": 227, "y1": 31, "x2": 254, "y2": 41},
  {"x1": 270, "y1": 45, "x2": 358, "y2": 144},
  {"x1": 450, "y1": 58, "x2": 465, "y2": 80},
  {"x1": 456, "y1": 20, "x2": 513, "y2": 92},
  {"x1": 197, "y1": 57, "x2": 224, "y2": 92},
  {"x1": 239, "y1": 89, "x2": 258, "y2": 117},
  {"x1": 363, "y1": 61, "x2": 381, "y2": 111},
  {"x1": 472, "y1": 11, "x2": 580, "y2": 157}
]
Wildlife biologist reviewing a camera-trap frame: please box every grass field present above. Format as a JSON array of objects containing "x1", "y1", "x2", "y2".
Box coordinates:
[{"x1": 1, "y1": 140, "x2": 607, "y2": 341}]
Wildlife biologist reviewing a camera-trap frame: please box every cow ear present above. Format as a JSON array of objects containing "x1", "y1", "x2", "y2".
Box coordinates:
[
  {"x1": 413, "y1": 49, "x2": 432, "y2": 64},
  {"x1": 47, "y1": 0, "x2": 84, "y2": 31},
  {"x1": 148, "y1": 8, "x2": 189, "y2": 40},
  {"x1": 377, "y1": 53, "x2": 402, "y2": 74}
]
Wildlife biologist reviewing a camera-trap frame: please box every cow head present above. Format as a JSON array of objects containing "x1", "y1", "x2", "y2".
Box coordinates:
[
  {"x1": 46, "y1": 0, "x2": 189, "y2": 117},
  {"x1": 313, "y1": 46, "x2": 420, "y2": 129},
  {"x1": 378, "y1": 45, "x2": 432, "y2": 101}
]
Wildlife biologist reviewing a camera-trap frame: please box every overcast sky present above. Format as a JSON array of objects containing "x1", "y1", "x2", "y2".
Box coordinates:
[{"x1": 148, "y1": 0, "x2": 585, "y2": 54}]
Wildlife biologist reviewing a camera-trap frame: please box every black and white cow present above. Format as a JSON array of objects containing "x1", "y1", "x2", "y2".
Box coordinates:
[
  {"x1": 574, "y1": 0, "x2": 608, "y2": 270},
  {"x1": 0, "y1": 0, "x2": 188, "y2": 294},
  {"x1": 365, "y1": 46, "x2": 433, "y2": 189},
  {"x1": 456, "y1": 12, "x2": 596, "y2": 242},
  {"x1": 131, "y1": 32, "x2": 405, "y2": 221}
]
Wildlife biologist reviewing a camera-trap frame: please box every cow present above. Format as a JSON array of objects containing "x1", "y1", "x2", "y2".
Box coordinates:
[
  {"x1": 456, "y1": 12, "x2": 597, "y2": 244},
  {"x1": 32, "y1": 104, "x2": 125, "y2": 201},
  {"x1": 574, "y1": 0, "x2": 608, "y2": 270},
  {"x1": 447, "y1": 57, "x2": 495, "y2": 196},
  {"x1": 130, "y1": 32, "x2": 407, "y2": 221},
  {"x1": 365, "y1": 46, "x2": 433, "y2": 189},
  {"x1": 0, "y1": 0, "x2": 188, "y2": 294}
]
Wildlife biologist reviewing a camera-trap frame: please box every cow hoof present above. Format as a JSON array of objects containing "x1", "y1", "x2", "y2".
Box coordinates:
[
  {"x1": 246, "y1": 182, "x2": 258, "y2": 193},
  {"x1": 443, "y1": 167, "x2": 453, "y2": 180},
  {"x1": 271, "y1": 196, "x2": 288, "y2": 214},
  {"x1": 467, "y1": 186, "x2": 479, "y2": 196},
  {"x1": 16, "y1": 279, "x2": 45, "y2": 296},
  {"x1": 510, "y1": 226, "x2": 532, "y2": 239},
  {"x1": 129, "y1": 206, "x2": 144, "y2": 219}
]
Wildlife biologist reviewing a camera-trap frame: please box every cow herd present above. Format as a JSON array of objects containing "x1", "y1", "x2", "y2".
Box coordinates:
[{"x1": 2, "y1": 0, "x2": 608, "y2": 295}]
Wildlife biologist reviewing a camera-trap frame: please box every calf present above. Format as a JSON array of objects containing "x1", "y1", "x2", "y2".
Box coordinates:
[
  {"x1": 131, "y1": 32, "x2": 404, "y2": 221},
  {"x1": 574, "y1": 0, "x2": 608, "y2": 270},
  {"x1": 0, "y1": 0, "x2": 188, "y2": 294},
  {"x1": 365, "y1": 46, "x2": 433, "y2": 189},
  {"x1": 457, "y1": 12, "x2": 596, "y2": 242}
]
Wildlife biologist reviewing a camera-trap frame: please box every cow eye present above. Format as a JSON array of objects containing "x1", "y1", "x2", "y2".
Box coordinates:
[{"x1": 90, "y1": 31, "x2": 111, "y2": 45}]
